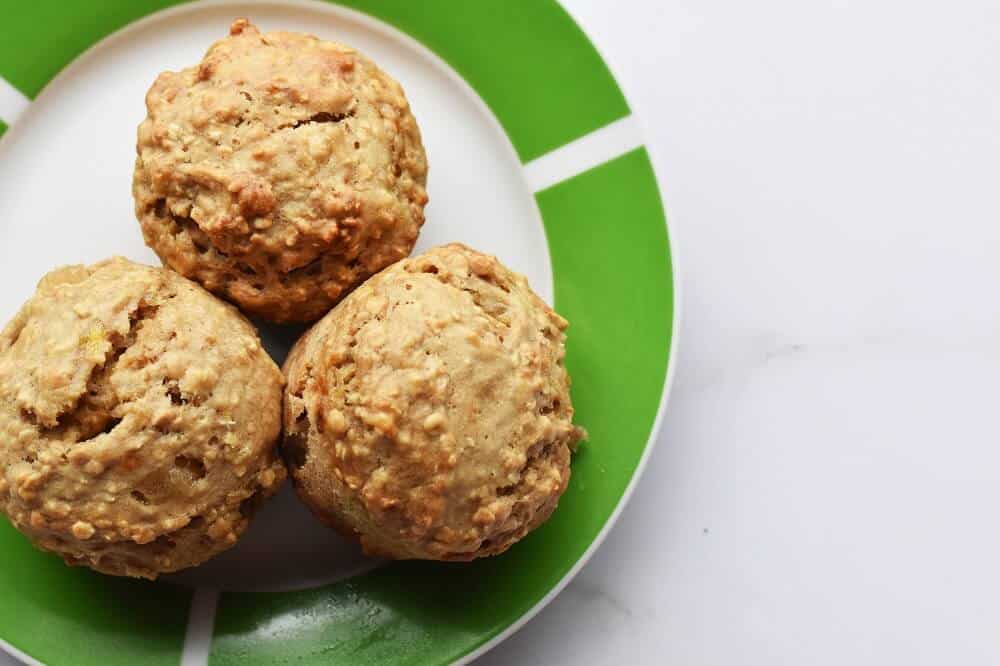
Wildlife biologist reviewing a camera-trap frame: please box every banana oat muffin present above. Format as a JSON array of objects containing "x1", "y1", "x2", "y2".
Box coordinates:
[
  {"x1": 283, "y1": 244, "x2": 585, "y2": 560},
  {"x1": 133, "y1": 19, "x2": 429, "y2": 323},
  {"x1": 0, "y1": 258, "x2": 285, "y2": 578}
]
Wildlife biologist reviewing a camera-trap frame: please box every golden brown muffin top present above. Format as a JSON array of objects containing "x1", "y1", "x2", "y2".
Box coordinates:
[
  {"x1": 0, "y1": 257, "x2": 285, "y2": 577},
  {"x1": 134, "y1": 19, "x2": 428, "y2": 322},
  {"x1": 284, "y1": 244, "x2": 584, "y2": 560}
]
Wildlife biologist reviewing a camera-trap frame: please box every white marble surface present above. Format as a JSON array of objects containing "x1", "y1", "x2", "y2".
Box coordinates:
[
  {"x1": 5, "y1": 0, "x2": 1000, "y2": 664},
  {"x1": 481, "y1": 0, "x2": 1000, "y2": 664}
]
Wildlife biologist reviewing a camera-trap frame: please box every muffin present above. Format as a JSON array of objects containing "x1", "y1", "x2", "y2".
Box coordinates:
[
  {"x1": 0, "y1": 257, "x2": 285, "y2": 579},
  {"x1": 282, "y1": 244, "x2": 585, "y2": 560},
  {"x1": 133, "y1": 19, "x2": 429, "y2": 323}
]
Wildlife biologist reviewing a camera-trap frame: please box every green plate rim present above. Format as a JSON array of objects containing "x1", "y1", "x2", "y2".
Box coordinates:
[{"x1": 0, "y1": 1, "x2": 679, "y2": 664}]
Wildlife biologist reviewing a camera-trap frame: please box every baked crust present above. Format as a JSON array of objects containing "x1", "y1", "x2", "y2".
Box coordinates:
[
  {"x1": 283, "y1": 244, "x2": 585, "y2": 560},
  {"x1": 0, "y1": 257, "x2": 285, "y2": 578},
  {"x1": 133, "y1": 19, "x2": 428, "y2": 323}
]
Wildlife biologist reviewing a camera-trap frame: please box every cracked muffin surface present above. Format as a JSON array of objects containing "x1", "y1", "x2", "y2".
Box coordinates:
[
  {"x1": 0, "y1": 257, "x2": 285, "y2": 579},
  {"x1": 283, "y1": 244, "x2": 585, "y2": 560},
  {"x1": 133, "y1": 18, "x2": 428, "y2": 323}
]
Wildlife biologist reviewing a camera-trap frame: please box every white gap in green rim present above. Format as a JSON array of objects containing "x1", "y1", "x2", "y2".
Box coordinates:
[
  {"x1": 0, "y1": 76, "x2": 29, "y2": 126},
  {"x1": 180, "y1": 588, "x2": 219, "y2": 666},
  {"x1": 523, "y1": 115, "x2": 643, "y2": 193}
]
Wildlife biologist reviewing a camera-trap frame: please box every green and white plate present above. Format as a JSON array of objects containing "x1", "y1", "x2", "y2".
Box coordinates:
[{"x1": 0, "y1": 1, "x2": 676, "y2": 664}]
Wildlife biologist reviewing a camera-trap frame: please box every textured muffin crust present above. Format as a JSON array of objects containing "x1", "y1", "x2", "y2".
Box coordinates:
[
  {"x1": 283, "y1": 244, "x2": 585, "y2": 560},
  {"x1": 0, "y1": 258, "x2": 285, "y2": 578},
  {"x1": 134, "y1": 19, "x2": 429, "y2": 323}
]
